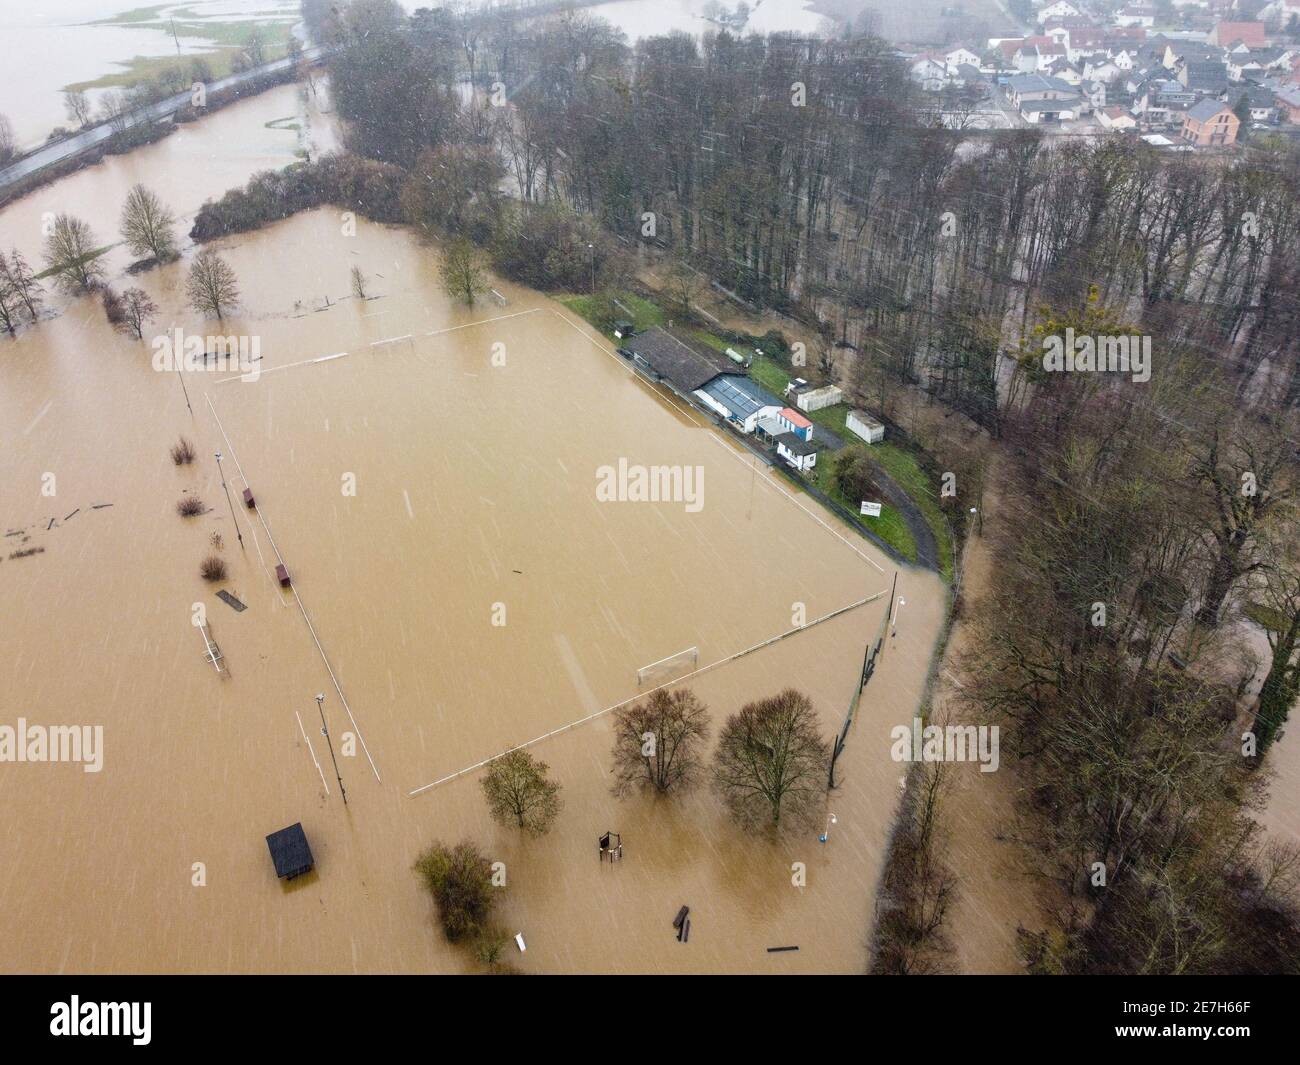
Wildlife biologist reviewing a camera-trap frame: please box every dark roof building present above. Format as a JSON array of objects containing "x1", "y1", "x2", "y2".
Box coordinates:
[
  {"x1": 266, "y1": 823, "x2": 314, "y2": 880},
  {"x1": 1180, "y1": 60, "x2": 1229, "y2": 94},
  {"x1": 626, "y1": 326, "x2": 734, "y2": 393},
  {"x1": 774, "y1": 432, "x2": 817, "y2": 457}
]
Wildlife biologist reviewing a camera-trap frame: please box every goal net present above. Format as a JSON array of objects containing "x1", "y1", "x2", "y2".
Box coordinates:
[{"x1": 636, "y1": 646, "x2": 699, "y2": 687}]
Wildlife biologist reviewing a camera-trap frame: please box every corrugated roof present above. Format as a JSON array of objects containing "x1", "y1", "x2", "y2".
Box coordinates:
[
  {"x1": 627, "y1": 327, "x2": 734, "y2": 393},
  {"x1": 780, "y1": 407, "x2": 812, "y2": 428},
  {"x1": 699, "y1": 374, "x2": 782, "y2": 421}
]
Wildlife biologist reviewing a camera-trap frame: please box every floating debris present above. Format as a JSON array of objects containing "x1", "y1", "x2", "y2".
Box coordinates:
[
  {"x1": 63, "y1": 508, "x2": 79, "y2": 521},
  {"x1": 9, "y1": 547, "x2": 45, "y2": 560},
  {"x1": 217, "y1": 590, "x2": 247, "y2": 612}
]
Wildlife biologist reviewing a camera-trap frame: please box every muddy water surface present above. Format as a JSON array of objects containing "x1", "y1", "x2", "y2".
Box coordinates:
[{"x1": 1, "y1": 87, "x2": 952, "y2": 972}]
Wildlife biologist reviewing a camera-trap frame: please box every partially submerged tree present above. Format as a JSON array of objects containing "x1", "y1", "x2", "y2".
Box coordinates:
[
  {"x1": 4, "y1": 250, "x2": 43, "y2": 322},
  {"x1": 610, "y1": 688, "x2": 710, "y2": 797},
  {"x1": 42, "y1": 214, "x2": 105, "y2": 292},
  {"x1": 412, "y1": 839, "x2": 497, "y2": 943},
  {"x1": 481, "y1": 749, "x2": 563, "y2": 836},
  {"x1": 1250, "y1": 527, "x2": 1300, "y2": 756},
  {"x1": 121, "y1": 184, "x2": 179, "y2": 263},
  {"x1": 712, "y1": 689, "x2": 830, "y2": 831},
  {"x1": 0, "y1": 112, "x2": 15, "y2": 164},
  {"x1": 118, "y1": 287, "x2": 159, "y2": 340},
  {"x1": 439, "y1": 238, "x2": 486, "y2": 306},
  {"x1": 63, "y1": 89, "x2": 92, "y2": 128},
  {"x1": 185, "y1": 248, "x2": 240, "y2": 319}
]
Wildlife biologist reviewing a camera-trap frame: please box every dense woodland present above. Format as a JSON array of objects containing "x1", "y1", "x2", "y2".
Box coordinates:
[{"x1": 290, "y1": 0, "x2": 1300, "y2": 973}]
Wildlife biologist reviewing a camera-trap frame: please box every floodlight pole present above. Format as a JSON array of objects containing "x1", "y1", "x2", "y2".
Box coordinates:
[
  {"x1": 214, "y1": 451, "x2": 244, "y2": 551},
  {"x1": 820, "y1": 812, "x2": 837, "y2": 844},
  {"x1": 316, "y1": 693, "x2": 347, "y2": 806},
  {"x1": 175, "y1": 364, "x2": 193, "y2": 416}
]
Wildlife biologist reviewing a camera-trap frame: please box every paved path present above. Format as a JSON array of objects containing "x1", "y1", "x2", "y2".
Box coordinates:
[
  {"x1": 871, "y1": 463, "x2": 941, "y2": 573},
  {"x1": 0, "y1": 47, "x2": 325, "y2": 189}
]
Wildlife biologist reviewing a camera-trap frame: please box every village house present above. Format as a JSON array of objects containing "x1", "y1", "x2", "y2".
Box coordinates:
[
  {"x1": 1240, "y1": 85, "x2": 1277, "y2": 123},
  {"x1": 1276, "y1": 85, "x2": 1300, "y2": 123},
  {"x1": 1082, "y1": 79, "x2": 1108, "y2": 110},
  {"x1": 910, "y1": 56, "x2": 948, "y2": 91},
  {"x1": 1209, "y1": 21, "x2": 1267, "y2": 48},
  {"x1": 1179, "y1": 58, "x2": 1229, "y2": 95},
  {"x1": 1005, "y1": 72, "x2": 1082, "y2": 121},
  {"x1": 1084, "y1": 56, "x2": 1122, "y2": 83},
  {"x1": 1116, "y1": 4, "x2": 1157, "y2": 28},
  {"x1": 1098, "y1": 105, "x2": 1139, "y2": 129},
  {"x1": 943, "y1": 46, "x2": 982, "y2": 71},
  {"x1": 1039, "y1": 0, "x2": 1084, "y2": 21},
  {"x1": 1181, "y1": 97, "x2": 1240, "y2": 145}
]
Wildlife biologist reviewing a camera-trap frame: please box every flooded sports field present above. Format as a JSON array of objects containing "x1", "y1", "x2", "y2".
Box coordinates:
[
  {"x1": 0, "y1": 211, "x2": 947, "y2": 973},
  {"x1": 0, "y1": 80, "x2": 948, "y2": 971}
]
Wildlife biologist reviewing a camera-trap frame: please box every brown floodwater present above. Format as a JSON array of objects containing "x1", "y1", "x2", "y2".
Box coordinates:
[
  {"x1": 1, "y1": 181, "x2": 949, "y2": 971},
  {"x1": 2, "y1": 78, "x2": 336, "y2": 276}
]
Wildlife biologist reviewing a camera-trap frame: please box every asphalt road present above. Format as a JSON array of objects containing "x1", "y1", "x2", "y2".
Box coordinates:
[{"x1": 0, "y1": 46, "x2": 324, "y2": 189}]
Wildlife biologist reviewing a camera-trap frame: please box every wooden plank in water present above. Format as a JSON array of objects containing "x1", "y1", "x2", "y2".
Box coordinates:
[
  {"x1": 672, "y1": 905, "x2": 689, "y2": 930},
  {"x1": 217, "y1": 590, "x2": 247, "y2": 612}
]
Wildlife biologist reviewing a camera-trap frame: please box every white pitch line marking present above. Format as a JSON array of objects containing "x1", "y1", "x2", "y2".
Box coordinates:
[
  {"x1": 402, "y1": 489, "x2": 414, "y2": 519},
  {"x1": 24, "y1": 400, "x2": 53, "y2": 435}
]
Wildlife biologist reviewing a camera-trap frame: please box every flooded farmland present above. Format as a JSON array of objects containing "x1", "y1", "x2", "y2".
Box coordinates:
[{"x1": 0, "y1": 102, "x2": 947, "y2": 969}]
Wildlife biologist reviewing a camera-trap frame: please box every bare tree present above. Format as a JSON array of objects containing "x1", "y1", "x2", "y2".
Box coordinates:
[
  {"x1": 63, "y1": 90, "x2": 92, "y2": 128},
  {"x1": 42, "y1": 213, "x2": 105, "y2": 292},
  {"x1": 480, "y1": 749, "x2": 563, "y2": 836},
  {"x1": 121, "y1": 184, "x2": 179, "y2": 263},
  {"x1": 610, "y1": 688, "x2": 710, "y2": 796},
  {"x1": 99, "y1": 90, "x2": 132, "y2": 135},
  {"x1": 118, "y1": 287, "x2": 159, "y2": 340},
  {"x1": 439, "y1": 238, "x2": 486, "y2": 306},
  {"x1": 712, "y1": 689, "x2": 830, "y2": 831},
  {"x1": 185, "y1": 248, "x2": 240, "y2": 319},
  {"x1": 0, "y1": 270, "x2": 17, "y2": 335},
  {"x1": 0, "y1": 112, "x2": 15, "y2": 163},
  {"x1": 0, "y1": 250, "x2": 42, "y2": 333},
  {"x1": 1250, "y1": 526, "x2": 1300, "y2": 755},
  {"x1": 350, "y1": 265, "x2": 367, "y2": 299},
  {"x1": 6, "y1": 251, "x2": 42, "y2": 320}
]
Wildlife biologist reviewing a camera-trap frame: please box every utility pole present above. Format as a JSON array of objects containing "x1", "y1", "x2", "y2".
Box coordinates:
[
  {"x1": 176, "y1": 364, "x2": 193, "y2": 416},
  {"x1": 214, "y1": 451, "x2": 244, "y2": 550},
  {"x1": 316, "y1": 693, "x2": 347, "y2": 805}
]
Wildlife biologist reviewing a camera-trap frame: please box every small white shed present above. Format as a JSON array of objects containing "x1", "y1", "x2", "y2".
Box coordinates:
[
  {"x1": 846, "y1": 409, "x2": 885, "y2": 444},
  {"x1": 795, "y1": 385, "x2": 843, "y2": 413}
]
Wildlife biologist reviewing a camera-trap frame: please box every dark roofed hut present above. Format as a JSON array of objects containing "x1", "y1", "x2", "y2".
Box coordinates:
[
  {"x1": 626, "y1": 326, "x2": 735, "y2": 393},
  {"x1": 266, "y1": 822, "x2": 314, "y2": 880}
]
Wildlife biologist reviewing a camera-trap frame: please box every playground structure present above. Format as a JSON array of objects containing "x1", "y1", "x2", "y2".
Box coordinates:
[{"x1": 598, "y1": 831, "x2": 623, "y2": 862}]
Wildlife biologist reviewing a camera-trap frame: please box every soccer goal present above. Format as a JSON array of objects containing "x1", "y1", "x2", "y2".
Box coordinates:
[{"x1": 636, "y1": 646, "x2": 699, "y2": 687}]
